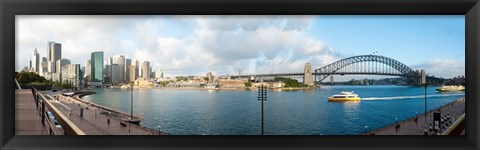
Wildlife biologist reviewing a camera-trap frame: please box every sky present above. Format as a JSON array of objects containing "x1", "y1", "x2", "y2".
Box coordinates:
[{"x1": 16, "y1": 15, "x2": 465, "y2": 81}]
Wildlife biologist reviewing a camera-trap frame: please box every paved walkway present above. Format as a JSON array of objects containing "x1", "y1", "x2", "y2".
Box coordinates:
[
  {"x1": 52, "y1": 94, "x2": 166, "y2": 135},
  {"x1": 364, "y1": 98, "x2": 465, "y2": 135},
  {"x1": 15, "y1": 89, "x2": 47, "y2": 135}
]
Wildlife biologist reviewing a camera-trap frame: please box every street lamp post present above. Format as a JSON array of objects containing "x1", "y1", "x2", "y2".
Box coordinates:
[
  {"x1": 395, "y1": 117, "x2": 399, "y2": 134},
  {"x1": 129, "y1": 83, "x2": 133, "y2": 134},
  {"x1": 421, "y1": 69, "x2": 427, "y2": 125},
  {"x1": 131, "y1": 83, "x2": 133, "y2": 122},
  {"x1": 258, "y1": 84, "x2": 267, "y2": 136}
]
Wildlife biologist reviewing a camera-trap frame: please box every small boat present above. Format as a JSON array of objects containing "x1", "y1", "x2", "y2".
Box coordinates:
[
  {"x1": 436, "y1": 84, "x2": 465, "y2": 92},
  {"x1": 328, "y1": 91, "x2": 361, "y2": 101}
]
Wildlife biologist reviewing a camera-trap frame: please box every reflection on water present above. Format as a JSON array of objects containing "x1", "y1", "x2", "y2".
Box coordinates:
[{"x1": 82, "y1": 85, "x2": 464, "y2": 135}]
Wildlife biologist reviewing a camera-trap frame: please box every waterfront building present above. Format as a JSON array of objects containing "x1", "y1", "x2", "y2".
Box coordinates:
[
  {"x1": 125, "y1": 58, "x2": 131, "y2": 82},
  {"x1": 85, "y1": 60, "x2": 91, "y2": 79},
  {"x1": 111, "y1": 64, "x2": 123, "y2": 84},
  {"x1": 151, "y1": 70, "x2": 155, "y2": 79},
  {"x1": 218, "y1": 79, "x2": 248, "y2": 88},
  {"x1": 61, "y1": 64, "x2": 81, "y2": 89},
  {"x1": 104, "y1": 57, "x2": 113, "y2": 83},
  {"x1": 134, "y1": 78, "x2": 155, "y2": 87},
  {"x1": 150, "y1": 66, "x2": 154, "y2": 79},
  {"x1": 56, "y1": 58, "x2": 71, "y2": 73},
  {"x1": 51, "y1": 72, "x2": 60, "y2": 82},
  {"x1": 48, "y1": 41, "x2": 62, "y2": 72},
  {"x1": 133, "y1": 59, "x2": 139, "y2": 78},
  {"x1": 32, "y1": 48, "x2": 40, "y2": 73},
  {"x1": 112, "y1": 55, "x2": 126, "y2": 82},
  {"x1": 40, "y1": 57, "x2": 48, "y2": 77},
  {"x1": 155, "y1": 69, "x2": 163, "y2": 79},
  {"x1": 48, "y1": 61, "x2": 56, "y2": 73},
  {"x1": 206, "y1": 72, "x2": 213, "y2": 83},
  {"x1": 79, "y1": 67, "x2": 85, "y2": 87},
  {"x1": 142, "y1": 61, "x2": 150, "y2": 79},
  {"x1": 91, "y1": 51, "x2": 104, "y2": 83},
  {"x1": 129, "y1": 65, "x2": 138, "y2": 82}
]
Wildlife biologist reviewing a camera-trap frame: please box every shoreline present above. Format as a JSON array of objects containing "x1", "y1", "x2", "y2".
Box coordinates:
[{"x1": 108, "y1": 86, "x2": 317, "y2": 91}]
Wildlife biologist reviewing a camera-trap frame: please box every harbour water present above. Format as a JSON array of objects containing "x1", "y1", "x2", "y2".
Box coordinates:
[{"x1": 81, "y1": 85, "x2": 465, "y2": 135}]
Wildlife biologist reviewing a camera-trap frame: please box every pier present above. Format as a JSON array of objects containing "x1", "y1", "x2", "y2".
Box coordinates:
[
  {"x1": 15, "y1": 88, "x2": 167, "y2": 135},
  {"x1": 363, "y1": 98, "x2": 465, "y2": 135}
]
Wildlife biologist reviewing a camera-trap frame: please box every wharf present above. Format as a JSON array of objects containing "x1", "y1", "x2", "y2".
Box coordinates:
[{"x1": 364, "y1": 97, "x2": 465, "y2": 135}]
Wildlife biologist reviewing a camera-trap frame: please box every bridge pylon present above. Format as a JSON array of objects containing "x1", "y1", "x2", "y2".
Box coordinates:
[{"x1": 304, "y1": 63, "x2": 314, "y2": 86}]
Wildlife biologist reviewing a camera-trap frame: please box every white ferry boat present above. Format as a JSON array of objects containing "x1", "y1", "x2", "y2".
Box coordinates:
[
  {"x1": 328, "y1": 91, "x2": 361, "y2": 102},
  {"x1": 436, "y1": 85, "x2": 465, "y2": 92}
]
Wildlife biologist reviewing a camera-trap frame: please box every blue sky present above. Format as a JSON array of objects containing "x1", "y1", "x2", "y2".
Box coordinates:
[
  {"x1": 16, "y1": 15, "x2": 465, "y2": 81},
  {"x1": 310, "y1": 16, "x2": 465, "y2": 65}
]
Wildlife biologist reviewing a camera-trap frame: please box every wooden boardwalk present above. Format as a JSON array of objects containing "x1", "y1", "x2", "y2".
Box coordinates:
[
  {"x1": 364, "y1": 98, "x2": 465, "y2": 135},
  {"x1": 15, "y1": 89, "x2": 47, "y2": 135},
  {"x1": 15, "y1": 89, "x2": 166, "y2": 135}
]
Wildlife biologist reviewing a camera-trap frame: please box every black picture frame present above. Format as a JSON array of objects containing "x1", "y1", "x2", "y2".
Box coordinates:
[{"x1": 1, "y1": 0, "x2": 479, "y2": 150}]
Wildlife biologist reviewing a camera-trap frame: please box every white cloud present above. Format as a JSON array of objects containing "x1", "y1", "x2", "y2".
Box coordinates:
[
  {"x1": 16, "y1": 15, "x2": 337, "y2": 77},
  {"x1": 411, "y1": 59, "x2": 465, "y2": 78}
]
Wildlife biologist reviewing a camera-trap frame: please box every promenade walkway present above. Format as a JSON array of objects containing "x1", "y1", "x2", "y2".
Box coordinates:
[
  {"x1": 51, "y1": 94, "x2": 166, "y2": 135},
  {"x1": 15, "y1": 89, "x2": 47, "y2": 135},
  {"x1": 364, "y1": 97, "x2": 465, "y2": 135}
]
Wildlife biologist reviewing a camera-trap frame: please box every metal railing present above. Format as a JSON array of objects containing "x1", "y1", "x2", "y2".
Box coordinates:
[
  {"x1": 15, "y1": 78, "x2": 22, "y2": 89},
  {"x1": 31, "y1": 87, "x2": 86, "y2": 135},
  {"x1": 442, "y1": 113, "x2": 465, "y2": 135},
  {"x1": 363, "y1": 98, "x2": 464, "y2": 135}
]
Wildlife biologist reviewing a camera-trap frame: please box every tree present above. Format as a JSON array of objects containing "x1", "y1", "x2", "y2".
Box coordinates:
[
  {"x1": 274, "y1": 77, "x2": 307, "y2": 87},
  {"x1": 15, "y1": 71, "x2": 46, "y2": 88}
]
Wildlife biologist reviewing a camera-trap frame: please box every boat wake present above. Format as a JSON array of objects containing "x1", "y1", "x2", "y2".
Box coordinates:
[{"x1": 361, "y1": 93, "x2": 465, "y2": 101}]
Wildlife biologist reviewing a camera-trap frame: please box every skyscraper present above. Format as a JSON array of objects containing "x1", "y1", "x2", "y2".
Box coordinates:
[
  {"x1": 56, "y1": 58, "x2": 71, "y2": 82},
  {"x1": 104, "y1": 57, "x2": 112, "y2": 83},
  {"x1": 48, "y1": 41, "x2": 61, "y2": 62},
  {"x1": 61, "y1": 64, "x2": 80, "y2": 89},
  {"x1": 112, "y1": 55, "x2": 125, "y2": 82},
  {"x1": 85, "y1": 60, "x2": 91, "y2": 79},
  {"x1": 156, "y1": 69, "x2": 163, "y2": 79},
  {"x1": 56, "y1": 58, "x2": 71, "y2": 73},
  {"x1": 40, "y1": 57, "x2": 48, "y2": 76},
  {"x1": 48, "y1": 61, "x2": 56, "y2": 73},
  {"x1": 32, "y1": 48, "x2": 40, "y2": 73},
  {"x1": 133, "y1": 59, "x2": 139, "y2": 78},
  {"x1": 125, "y1": 58, "x2": 131, "y2": 82},
  {"x1": 91, "y1": 51, "x2": 104, "y2": 83},
  {"x1": 129, "y1": 65, "x2": 138, "y2": 82},
  {"x1": 142, "y1": 61, "x2": 150, "y2": 79},
  {"x1": 48, "y1": 41, "x2": 62, "y2": 73},
  {"x1": 111, "y1": 64, "x2": 122, "y2": 84}
]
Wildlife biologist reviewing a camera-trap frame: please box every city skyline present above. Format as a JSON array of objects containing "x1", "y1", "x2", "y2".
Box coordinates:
[{"x1": 16, "y1": 15, "x2": 465, "y2": 80}]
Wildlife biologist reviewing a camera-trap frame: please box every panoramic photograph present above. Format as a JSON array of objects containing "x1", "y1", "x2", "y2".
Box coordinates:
[{"x1": 15, "y1": 15, "x2": 465, "y2": 135}]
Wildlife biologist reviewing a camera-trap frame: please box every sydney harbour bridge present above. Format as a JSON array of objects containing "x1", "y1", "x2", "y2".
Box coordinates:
[{"x1": 231, "y1": 54, "x2": 444, "y2": 86}]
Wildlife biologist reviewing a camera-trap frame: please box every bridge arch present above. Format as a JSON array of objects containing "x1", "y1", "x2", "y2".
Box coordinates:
[{"x1": 314, "y1": 55, "x2": 419, "y2": 81}]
